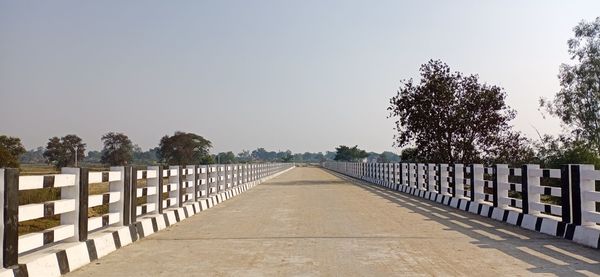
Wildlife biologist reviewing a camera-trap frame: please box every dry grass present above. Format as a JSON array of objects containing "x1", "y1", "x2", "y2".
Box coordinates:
[{"x1": 18, "y1": 164, "x2": 112, "y2": 235}]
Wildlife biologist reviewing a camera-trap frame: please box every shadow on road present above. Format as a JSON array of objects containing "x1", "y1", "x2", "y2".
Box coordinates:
[{"x1": 324, "y1": 170, "x2": 600, "y2": 276}]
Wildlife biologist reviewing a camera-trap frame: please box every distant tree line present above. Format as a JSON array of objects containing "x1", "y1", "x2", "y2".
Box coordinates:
[{"x1": 2, "y1": 130, "x2": 400, "y2": 168}]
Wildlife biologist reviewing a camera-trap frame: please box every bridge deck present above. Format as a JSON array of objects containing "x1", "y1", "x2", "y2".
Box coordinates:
[{"x1": 69, "y1": 167, "x2": 600, "y2": 276}]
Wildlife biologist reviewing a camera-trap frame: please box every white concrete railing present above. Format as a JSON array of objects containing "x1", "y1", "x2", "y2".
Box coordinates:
[
  {"x1": 0, "y1": 163, "x2": 293, "y2": 269},
  {"x1": 323, "y1": 161, "x2": 600, "y2": 249}
]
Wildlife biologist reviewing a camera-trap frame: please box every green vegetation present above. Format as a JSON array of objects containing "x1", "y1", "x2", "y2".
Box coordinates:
[
  {"x1": 0, "y1": 135, "x2": 26, "y2": 168},
  {"x1": 216, "y1": 151, "x2": 237, "y2": 164},
  {"x1": 388, "y1": 59, "x2": 530, "y2": 165},
  {"x1": 43, "y1": 134, "x2": 86, "y2": 168},
  {"x1": 389, "y1": 18, "x2": 600, "y2": 168},
  {"x1": 157, "y1": 131, "x2": 212, "y2": 166},
  {"x1": 100, "y1": 132, "x2": 134, "y2": 166},
  {"x1": 540, "y1": 17, "x2": 600, "y2": 154},
  {"x1": 333, "y1": 145, "x2": 368, "y2": 162}
]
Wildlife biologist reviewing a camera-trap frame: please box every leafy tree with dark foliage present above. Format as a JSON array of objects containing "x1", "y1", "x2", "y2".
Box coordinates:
[
  {"x1": 0, "y1": 135, "x2": 26, "y2": 167},
  {"x1": 100, "y1": 132, "x2": 134, "y2": 166},
  {"x1": 333, "y1": 145, "x2": 368, "y2": 162},
  {"x1": 43, "y1": 135, "x2": 86, "y2": 168},
  {"x1": 216, "y1": 151, "x2": 237, "y2": 164},
  {"x1": 132, "y1": 146, "x2": 159, "y2": 165},
  {"x1": 157, "y1": 132, "x2": 212, "y2": 165},
  {"x1": 400, "y1": 147, "x2": 420, "y2": 163},
  {"x1": 388, "y1": 60, "x2": 529, "y2": 164},
  {"x1": 540, "y1": 17, "x2": 600, "y2": 153},
  {"x1": 535, "y1": 135, "x2": 600, "y2": 168}
]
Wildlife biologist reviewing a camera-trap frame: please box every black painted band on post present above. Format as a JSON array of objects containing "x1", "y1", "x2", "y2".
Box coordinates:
[
  {"x1": 178, "y1": 167, "x2": 184, "y2": 207},
  {"x1": 570, "y1": 165, "x2": 582, "y2": 225},
  {"x1": 216, "y1": 166, "x2": 220, "y2": 194},
  {"x1": 423, "y1": 164, "x2": 429, "y2": 191},
  {"x1": 435, "y1": 164, "x2": 441, "y2": 193},
  {"x1": 560, "y1": 165, "x2": 572, "y2": 223},
  {"x1": 416, "y1": 164, "x2": 422, "y2": 190},
  {"x1": 157, "y1": 166, "x2": 164, "y2": 214},
  {"x1": 193, "y1": 165, "x2": 199, "y2": 201},
  {"x1": 492, "y1": 165, "x2": 499, "y2": 207},
  {"x1": 78, "y1": 168, "x2": 89, "y2": 241},
  {"x1": 3, "y1": 168, "x2": 19, "y2": 267},
  {"x1": 469, "y1": 164, "x2": 475, "y2": 201},
  {"x1": 407, "y1": 164, "x2": 412, "y2": 188},
  {"x1": 521, "y1": 165, "x2": 530, "y2": 214},
  {"x1": 130, "y1": 168, "x2": 138, "y2": 223},
  {"x1": 450, "y1": 164, "x2": 456, "y2": 197},
  {"x1": 391, "y1": 163, "x2": 396, "y2": 190},
  {"x1": 122, "y1": 167, "x2": 132, "y2": 226}
]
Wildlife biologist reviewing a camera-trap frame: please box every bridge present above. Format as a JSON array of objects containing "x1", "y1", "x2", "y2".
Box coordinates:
[{"x1": 1, "y1": 163, "x2": 599, "y2": 276}]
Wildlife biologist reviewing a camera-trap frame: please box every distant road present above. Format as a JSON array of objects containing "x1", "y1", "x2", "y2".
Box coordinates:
[{"x1": 69, "y1": 167, "x2": 600, "y2": 276}]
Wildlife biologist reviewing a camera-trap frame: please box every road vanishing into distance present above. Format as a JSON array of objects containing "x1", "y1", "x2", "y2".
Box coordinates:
[{"x1": 69, "y1": 167, "x2": 600, "y2": 276}]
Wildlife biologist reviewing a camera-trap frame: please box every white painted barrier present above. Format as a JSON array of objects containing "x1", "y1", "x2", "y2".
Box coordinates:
[
  {"x1": 0, "y1": 163, "x2": 294, "y2": 276},
  {"x1": 323, "y1": 161, "x2": 600, "y2": 249}
]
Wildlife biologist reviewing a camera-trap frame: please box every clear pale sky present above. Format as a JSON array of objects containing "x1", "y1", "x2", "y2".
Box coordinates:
[{"x1": 1, "y1": 1, "x2": 599, "y2": 154}]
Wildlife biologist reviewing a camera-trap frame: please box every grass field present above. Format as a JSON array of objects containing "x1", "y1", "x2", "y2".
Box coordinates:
[{"x1": 19, "y1": 164, "x2": 111, "y2": 235}]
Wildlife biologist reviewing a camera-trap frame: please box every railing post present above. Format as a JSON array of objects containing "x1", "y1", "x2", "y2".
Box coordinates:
[
  {"x1": 148, "y1": 166, "x2": 161, "y2": 214},
  {"x1": 390, "y1": 163, "x2": 395, "y2": 188},
  {"x1": 521, "y1": 164, "x2": 540, "y2": 215},
  {"x1": 427, "y1": 163, "x2": 436, "y2": 192},
  {"x1": 569, "y1": 164, "x2": 582, "y2": 225},
  {"x1": 416, "y1": 163, "x2": 423, "y2": 190},
  {"x1": 399, "y1": 163, "x2": 405, "y2": 188},
  {"x1": 60, "y1": 167, "x2": 84, "y2": 242},
  {"x1": 453, "y1": 164, "x2": 464, "y2": 198},
  {"x1": 129, "y1": 167, "x2": 138, "y2": 224},
  {"x1": 77, "y1": 168, "x2": 89, "y2": 241},
  {"x1": 406, "y1": 163, "x2": 412, "y2": 188},
  {"x1": 216, "y1": 165, "x2": 222, "y2": 192},
  {"x1": 438, "y1": 164, "x2": 448, "y2": 195},
  {"x1": 560, "y1": 165, "x2": 572, "y2": 224},
  {"x1": 1, "y1": 168, "x2": 19, "y2": 268},
  {"x1": 470, "y1": 164, "x2": 484, "y2": 203},
  {"x1": 193, "y1": 165, "x2": 199, "y2": 201},
  {"x1": 493, "y1": 164, "x2": 508, "y2": 208},
  {"x1": 570, "y1": 164, "x2": 595, "y2": 227},
  {"x1": 224, "y1": 165, "x2": 229, "y2": 190},
  {"x1": 242, "y1": 164, "x2": 246, "y2": 184},
  {"x1": 168, "y1": 166, "x2": 181, "y2": 208},
  {"x1": 109, "y1": 166, "x2": 128, "y2": 226},
  {"x1": 179, "y1": 166, "x2": 185, "y2": 207}
]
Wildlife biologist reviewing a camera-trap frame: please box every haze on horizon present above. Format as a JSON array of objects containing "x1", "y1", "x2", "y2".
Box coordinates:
[{"x1": 1, "y1": 1, "x2": 599, "y2": 154}]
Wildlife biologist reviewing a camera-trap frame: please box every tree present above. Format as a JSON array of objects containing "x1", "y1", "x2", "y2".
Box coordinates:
[
  {"x1": 84, "y1": 151, "x2": 102, "y2": 163},
  {"x1": 216, "y1": 151, "x2": 237, "y2": 164},
  {"x1": 0, "y1": 135, "x2": 26, "y2": 168},
  {"x1": 535, "y1": 135, "x2": 600, "y2": 169},
  {"x1": 540, "y1": 17, "x2": 600, "y2": 153},
  {"x1": 157, "y1": 132, "x2": 212, "y2": 165},
  {"x1": 282, "y1": 153, "x2": 293, "y2": 162},
  {"x1": 100, "y1": 132, "x2": 134, "y2": 166},
  {"x1": 237, "y1": 150, "x2": 251, "y2": 162},
  {"x1": 199, "y1": 155, "x2": 216, "y2": 165},
  {"x1": 400, "y1": 147, "x2": 419, "y2": 162},
  {"x1": 388, "y1": 60, "x2": 522, "y2": 164},
  {"x1": 132, "y1": 146, "x2": 159, "y2": 165},
  {"x1": 333, "y1": 145, "x2": 368, "y2": 162},
  {"x1": 20, "y1": 146, "x2": 46, "y2": 164},
  {"x1": 43, "y1": 135, "x2": 86, "y2": 168}
]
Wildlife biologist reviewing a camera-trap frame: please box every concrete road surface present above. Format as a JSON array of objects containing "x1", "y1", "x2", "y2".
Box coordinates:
[{"x1": 69, "y1": 167, "x2": 600, "y2": 276}]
